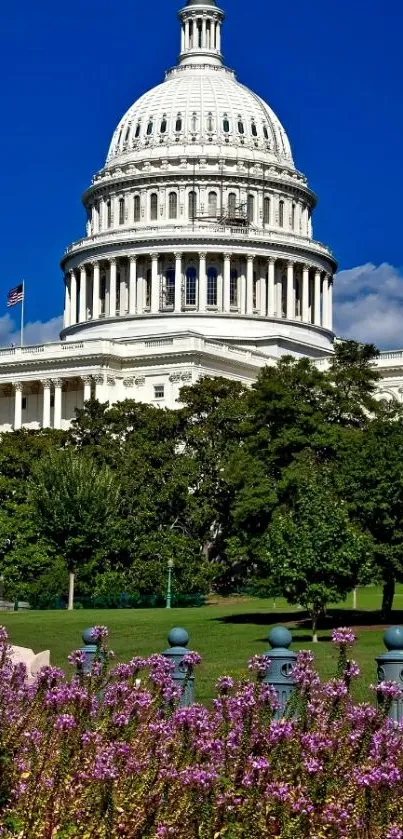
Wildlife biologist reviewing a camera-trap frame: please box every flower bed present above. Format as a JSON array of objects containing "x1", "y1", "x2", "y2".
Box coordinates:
[{"x1": 0, "y1": 626, "x2": 402, "y2": 838}]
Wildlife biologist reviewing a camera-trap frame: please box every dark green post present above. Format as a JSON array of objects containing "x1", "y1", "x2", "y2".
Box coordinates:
[
  {"x1": 262, "y1": 626, "x2": 297, "y2": 718},
  {"x1": 376, "y1": 626, "x2": 403, "y2": 722},
  {"x1": 79, "y1": 627, "x2": 99, "y2": 674},
  {"x1": 163, "y1": 627, "x2": 195, "y2": 706},
  {"x1": 166, "y1": 559, "x2": 174, "y2": 609}
]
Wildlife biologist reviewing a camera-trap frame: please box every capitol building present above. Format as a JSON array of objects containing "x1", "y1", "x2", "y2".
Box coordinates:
[{"x1": 0, "y1": 0, "x2": 401, "y2": 431}]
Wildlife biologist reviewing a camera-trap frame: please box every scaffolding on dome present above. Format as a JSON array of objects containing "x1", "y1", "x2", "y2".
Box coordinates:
[{"x1": 192, "y1": 202, "x2": 250, "y2": 227}]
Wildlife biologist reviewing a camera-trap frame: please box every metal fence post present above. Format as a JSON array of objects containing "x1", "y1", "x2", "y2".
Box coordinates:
[
  {"x1": 375, "y1": 626, "x2": 403, "y2": 723},
  {"x1": 262, "y1": 626, "x2": 297, "y2": 718},
  {"x1": 79, "y1": 627, "x2": 99, "y2": 675},
  {"x1": 162, "y1": 627, "x2": 195, "y2": 707}
]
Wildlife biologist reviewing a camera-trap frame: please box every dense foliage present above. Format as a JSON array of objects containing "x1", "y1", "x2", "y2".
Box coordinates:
[
  {"x1": 0, "y1": 340, "x2": 402, "y2": 623},
  {"x1": 0, "y1": 625, "x2": 402, "y2": 838}
]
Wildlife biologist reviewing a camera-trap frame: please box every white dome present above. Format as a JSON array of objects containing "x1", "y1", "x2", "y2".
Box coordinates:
[{"x1": 106, "y1": 66, "x2": 294, "y2": 167}]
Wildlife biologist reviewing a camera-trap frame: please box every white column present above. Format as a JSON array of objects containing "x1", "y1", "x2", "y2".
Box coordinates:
[
  {"x1": 175, "y1": 252, "x2": 182, "y2": 313},
  {"x1": 328, "y1": 278, "x2": 333, "y2": 331},
  {"x1": 63, "y1": 277, "x2": 70, "y2": 328},
  {"x1": 92, "y1": 261, "x2": 100, "y2": 320},
  {"x1": 53, "y1": 379, "x2": 63, "y2": 430},
  {"x1": 119, "y1": 265, "x2": 127, "y2": 315},
  {"x1": 322, "y1": 274, "x2": 330, "y2": 329},
  {"x1": 314, "y1": 269, "x2": 321, "y2": 326},
  {"x1": 151, "y1": 253, "x2": 160, "y2": 313},
  {"x1": 199, "y1": 253, "x2": 207, "y2": 312},
  {"x1": 240, "y1": 264, "x2": 246, "y2": 314},
  {"x1": 109, "y1": 259, "x2": 117, "y2": 317},
  {"x1": 94, "y1": 374, "x2": 107, "y2": 403},
  {"x1": 276, "y1": 269, "x2": 283, "y2": 317},
  {"x1": 79, "y1": 265, "x2": 86, "y2": 322},
  {"x1": 223, "y1": 253, "x2": 231, "y2": 313},
  {"x1": 246, "y1": 255, "x2": 254, "y2": 315},
  {"x1": 259, "y1": 264, "x2": 267, "y2": 317},
  {"x1": 267, "y1": 258, "x2": 275, "y2": 316},
  {"x1": 202, "y1": 16, "x2": 207, "y2": 47},
  {"x1": 13, "y1": 382, "x2": 23, "y2": 431},
  {"x1": 70, "y1": 270, "x2": 77, "y2": 326},
  {"x1": 302, "y1": 264, "x2": 310, "y2": 322},
  {"x1": 216, "y1": 20, "x2": 221, "y2": 51},
  {"x1": 82, "y1": 376, "x2": 92, "y2": 403},
  {"x1": 286, "y1": 261, "x2": 294, "y2": 319},
  {"x1": 129, "y1": 256, "x2": 137, "y2": 314},
  {"x1": 42, "y1": 380, "x2": 51, "y2": 429},
  {"x1": 181, "y1": 23, "x2": 185, "y2": 52}
]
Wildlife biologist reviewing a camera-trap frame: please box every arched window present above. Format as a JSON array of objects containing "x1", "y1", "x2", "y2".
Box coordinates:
[
  {"x1": 207, "y1": 267, "x2": 217, "y2": 306},
  {"x1": 208, "y1": 191, "x2": 218, "y2": 216},
  {"x1": 135, "y1": 123, "x2": 141, "y2": 138},
  {"x1": 191, "y1": 113, "x2": 197, "y2": 132},
  {"x1": 279, "y1": 200, "x2": 285, "y2": 228},
  {"x1": 247, "y1": 194, "x2": 255, "y2": 223},
  {"x1": 146, "y1": 268, "x2": 151, "y2": 308},
  {"x1": 188, "y1": 190, "x2": 197, "y2": 220},
  {"x1": 119, "y1": 197, "x2": 125, "y2": 225},
  {"x1": 124, "y1": 125, "x2": 131, "y2": 143},
  {"x1": 263, "y1": 125, "x2": 269, "y2": 140},
  {"x1": 230, "y1": 269, "x2": 238, "y2": 306},
  {"x1": 146, "y1": 120, "x2": 153, "y2": 136},
  {"x1": 164, "y1": 268, "x2": 175, "y2": 308},
  {"x1": 150, "y1": 193, "x2": 158, "y2": 220},
  {"x1": 264, "y1": 197, "x2": 270, "y2": 225},
  {"x1": 251, "y1": 122, "x2": 258, "y2": 137},
  {"x1": 175, "y1": 116, "x2": 182, "y2": 132},
  {"x1": 228, "y1": 192, "x2": 236, "y2": 216},
  {"x1": 291, "y1": 203, "x2": 296, "y2": 229},
  {"x1": 207, "y1": 113, "x2": 214, "y2": 132},
  {"x1": 133, "y1": 194, "x2": 140, "y2": 222},
  {"x1": 238, "y1": 120, "x2": 244, "y2": 135},
  {"x1": 107, "y1": 200, "x2": 112, "y2": 228},
  {"x1": 168, "y1": 192, "x2": 178, "y2": 220},
  {"x1": 223, "y1": 117, "x2": 230, "y2": 133},
  {"x1": 160, "y1": 118, "x2": 167, "y2": 134},
  {"x1": 185, "y1": 266, "x2": 197, "y2": 306}
]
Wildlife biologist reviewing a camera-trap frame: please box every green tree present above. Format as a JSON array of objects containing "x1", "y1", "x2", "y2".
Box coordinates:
[{"x1": 30, "y1": 449, "x2": 121, "y2": 609}]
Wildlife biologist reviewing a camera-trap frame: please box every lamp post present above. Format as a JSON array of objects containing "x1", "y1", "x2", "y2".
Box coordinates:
[
  {"x1": 166, "y1": 559, "x2": 174, "y2": 609},
  {"x1": 0, "y1": 574, "x2": 4, "y2": 602}
]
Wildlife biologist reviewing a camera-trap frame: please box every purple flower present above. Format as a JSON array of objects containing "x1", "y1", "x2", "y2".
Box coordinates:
[
  {"x1": 54, "y1": 713, "x2": 77, "y2": 730},
  {"x1": 216, "y1": 675, "x2": 234, "y2": 693},
  {"x1": 332, "y1": 627, "x2": 356, "y2": 646},
  {"x1": 372, "y1": 681, "x2": 403, "y2": 701},
  {"x1": 68, "y1": 650, "x2": 87, "y2": 667},
  {"x1": 181, "y1": 651, "x2": 202, "y2": 669},
  {"x1": 91, "y1": 625, "x2": 109, "y2": 642},
  {"x1": 248, "y1": 654, "x2": 268, "y2": 676}
]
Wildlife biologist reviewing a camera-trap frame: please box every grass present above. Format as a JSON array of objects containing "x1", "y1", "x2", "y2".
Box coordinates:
[{"x1": 1, "y1": 585, "x2": 401, "y2": 705}]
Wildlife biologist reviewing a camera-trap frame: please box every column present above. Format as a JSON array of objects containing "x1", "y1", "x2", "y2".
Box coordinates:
[
  {"x1": 199, "y1": 252, "x2": 207, "y2": 312},
  {"x1": 119, "y1": 265, "x2": 127, "y2": 315},
  {"x1": 314, "y1": 269, "x2": 321, "y2": 326},
  {"x1": 42, "y1": 380, "x2": 52, "y2": 429},
  {"x1": 109, "y1": 259, "x2": 117, "y2": 317},
  {"x1": 240, "y1": 264, "x2": 246, "y2": 314},
  {"x1": 70, "y1": 270, "x2": 77, "y2": 326},
  {"x1": 286, "y1": 261, "x2": 294, "y2": 319},
  {"x1": 79, "y1": 265, "x2": 86, "y2": 322},
  {"x1": 302, "y1": 264, "x2": 310, "y2": 322},
  {"x1": 94, "y1": 374, "x2": 106, "y2": 403},
  {"x1": 82, "y1": 376, "x2": 92, "y2": 403},
  {"x1": 276, "y1": 268, "x2": 283, "y2": 317},
  {"x1": 267, "y1": 258, "x2": 275, "y2": 316},
  {"x1": 202, "y1": 17, "x2": 207, "y2": 47},
  {"x1": 92, "y1": 261, "x2": 100, "y2": 320},
  {"x1": 129, "y1": 256, "x2": 137, "y2": 314},
  {"x1": 216, "y1": 20, "x2": 221, "y2": 51},
  {"x1": 259, "y1": 264, "x2": 267, "y2": 317},
  {"x1": 174, "y1": 252, "x2": 182, "y2": 313},
  {"x1": 181, "y1": 23, "x2": 185, "y2": 52},
  {"x1": 151, "y1": 253, "x2": 160, "y2": 313},
  {"x1": 13, "y1": 382, "x2": 23, "y2": 431},
  {"x1": 53, "y1": 379, "x2": 63, "y2": 430},
  {"x1": 246, "y1": 255, "x2": 254, "y2": 315},
  {"x1": 328, "y1": 278, "x2": 333, "y2": 331},
  {"x1": 223, "y1": 253, "x2": 231, "y2": 313},
  {"x1": 322, "y1": 274, "x2": 330, "y2": 329},
  {"x1": 63, "y1": 277, "x2": 70, "y2": 328}
]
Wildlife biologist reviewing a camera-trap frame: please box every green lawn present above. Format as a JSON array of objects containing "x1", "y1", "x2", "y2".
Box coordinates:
[{"x1": 1, "y1": 585, "x2": 402, "y2": 705}]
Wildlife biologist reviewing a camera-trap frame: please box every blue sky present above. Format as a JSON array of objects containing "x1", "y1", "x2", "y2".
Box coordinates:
[{"x1": 0, "y1": 0, "x2": 402, "y2": 347}]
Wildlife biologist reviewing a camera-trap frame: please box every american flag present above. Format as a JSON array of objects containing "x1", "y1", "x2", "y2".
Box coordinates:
[{"x1": 7, "y1": 283, "x2": 24, "y2": 307}]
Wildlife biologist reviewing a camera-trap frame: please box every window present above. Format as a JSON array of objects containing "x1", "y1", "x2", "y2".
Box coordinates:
[
  {"x1": 135, "y1": 123, "x2": 141, "y2": 138},
  {"x1": 188, "y1": 190, "x2": 197, "y2": 219},
  {"x1": 164, "y1": 268, "x2": 175, "y2": 307},
  {"x1": 207, "y1": 267, "x2": 217, "y2": 306},
  {"x1": 107, "y1": 200, "x2": 112, "y2": 228},
  {"x1": 228, "y1": 192, "x2": 236, "y2": 215},
  {"x1": 175, "y1": 116, "x2": 182, "y2": 132},
  {"x1": 191, "y1": 113, "x2": 197, "y2": 132},
  {"x1": 154, "y1": 385, "x2": 165, "y2": 400},
  {"x1": 238, "y1": 120, "x2": 244, "y2": 135},
  {"x1": 251, "y1": 121, "x2": 258, "y2": 137},
  {"x1": 223, "y1": 117, "x2": 230, "y2": 133},
  {"x1": 168, "y1": 192, "x2": 178, "y2": 219},
  {"x1": 146, "y1": 268, "x2": 151, "y2": 307},
  {"x1": 208, "y1": 191, "x2": 218, "y2": 216},
  {"x1": 160, "y1": 118, "x2": 167, "y2": 134},
  {"x1": 22, "y1": 397, "x2": 27, "y2": 411},
  {"x1": 279, "y1": 200, "x2": 284, "y2": 228},
  {"x1": 291, "y1": 203, "x2": 296, "y2": 229},
  {"x1": 263, "y1": 125, "x2": 269, "y2": 140},
  {"x1": 207, "y1": 112, "x2": 214, "y2": 132},
  {"x1": 185, "y1": 266, "x2": 197, "y2": 306},
  {"x1": 133, "y1": 194, "x2": 140, "y2": 222},
  {"x1": 150, "y1": 193, "x2": 158, "y2": 220},
  {"x1": 264, "y1": 196, "x2": 270, "y2": 225},
  {"x1": 146, "y1": 120, "x2": 153, "y2": 136},
  {"x1": 247, "y1": 194, "x2": 254, "y2": 223},
  {"x1": 230, "y1": 269, "x2": 238, "y2": 306},
  {"x1": 119, "y1": 197, "x2": 125, "y2": 225},
  {"x1": 124, "y1": 125, "x2": 131, "y2": 143}
]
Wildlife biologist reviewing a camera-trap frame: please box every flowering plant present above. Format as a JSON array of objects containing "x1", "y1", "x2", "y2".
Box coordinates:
[{"x1": 0, "y1": 626, "x2": 403, "y2": 838}]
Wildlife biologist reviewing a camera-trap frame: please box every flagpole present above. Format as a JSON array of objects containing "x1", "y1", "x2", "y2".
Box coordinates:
[{"x1": 20, "y1": 281, "x2": 25, "y2": 348}]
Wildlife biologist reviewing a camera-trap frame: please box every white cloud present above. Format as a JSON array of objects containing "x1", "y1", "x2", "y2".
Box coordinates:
[
  {"x1": 0, "y1": 314, "x2": 63, "y2": 348},
  {"x1": 334, "y1": 263, "x2": 403, "y2": 349}
]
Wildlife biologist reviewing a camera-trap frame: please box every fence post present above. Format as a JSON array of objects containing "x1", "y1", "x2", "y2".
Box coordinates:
[
  {"x1": 262, "y1": 626, "x2": 297, "y2": 719},
  {"x1": 375, "y1": 626, "x2": 403, "y2": 723},
  {"x1": 162, "y1": 627, "x2": 195, "y2": 707},
  {"x1": 79, "y1": 627, "x2": 99, "y2": 675}
]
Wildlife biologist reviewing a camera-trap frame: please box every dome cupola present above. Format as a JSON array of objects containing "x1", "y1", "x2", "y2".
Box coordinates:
[{"x1": 178, "y1": 0, "x2": 224, "y2": 68}]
